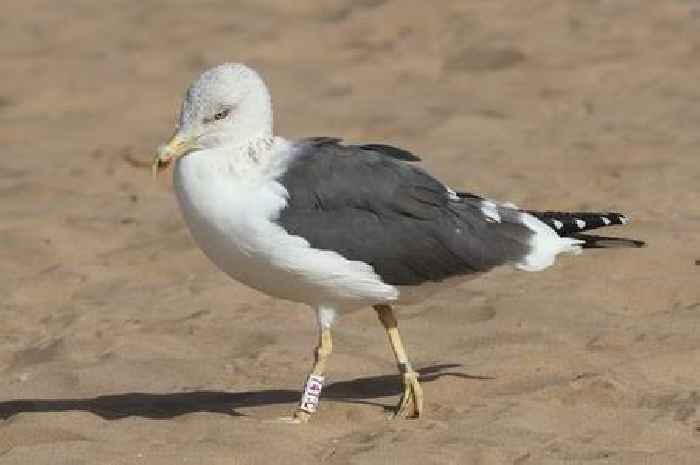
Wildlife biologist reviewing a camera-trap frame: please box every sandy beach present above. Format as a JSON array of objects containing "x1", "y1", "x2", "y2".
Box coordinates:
[{"x1": 1, "y1": 1, "x2": 699, "y2": 463}]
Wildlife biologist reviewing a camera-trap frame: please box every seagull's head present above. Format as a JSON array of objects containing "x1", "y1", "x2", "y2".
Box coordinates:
[{"x1": 153, "y1": 63, "x2": 273, "y2": 177}]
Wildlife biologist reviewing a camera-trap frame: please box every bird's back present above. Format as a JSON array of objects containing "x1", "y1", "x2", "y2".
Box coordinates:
[{"x1": 277, "y1": 139, "x2": 540, "y2": 286}]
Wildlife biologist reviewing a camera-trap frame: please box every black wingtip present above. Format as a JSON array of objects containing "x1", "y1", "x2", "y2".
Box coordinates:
[
  {"x1": 571, "y1": 233, "x2": 647, "y2": 249},
  {"x1": 526, "y1": 210, "x2": 635, "y2": 236}
]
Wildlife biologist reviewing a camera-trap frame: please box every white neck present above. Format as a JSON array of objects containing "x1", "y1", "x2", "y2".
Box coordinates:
[{"x1": 186, "y1": 136, "x2": 291, "y2": 183}]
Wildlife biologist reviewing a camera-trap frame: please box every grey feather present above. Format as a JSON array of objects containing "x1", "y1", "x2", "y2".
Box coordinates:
[{"x1": 275, "y1": 139, "x2": 532, "y2": 286}]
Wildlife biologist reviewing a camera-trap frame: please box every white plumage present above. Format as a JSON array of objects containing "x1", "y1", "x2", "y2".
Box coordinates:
[
  {"x1": 166, "y1": 64, "x2": 580, "y2": 309},
  {"x1": 173, "y1": 142, "x2": 398, "y2": 311},
  {"x1": 152, "y1": 63, "x2": 638, "y2": 422}
]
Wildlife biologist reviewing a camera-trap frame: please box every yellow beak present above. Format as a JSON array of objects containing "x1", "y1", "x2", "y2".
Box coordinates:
[{"x1": 152, "y1": 135, "x2": 192, "y2": 179}]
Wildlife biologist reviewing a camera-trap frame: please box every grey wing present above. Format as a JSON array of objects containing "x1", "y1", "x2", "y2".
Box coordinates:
[{"x1": 275, "y1": 139, "x2": 533, "y2": 286}]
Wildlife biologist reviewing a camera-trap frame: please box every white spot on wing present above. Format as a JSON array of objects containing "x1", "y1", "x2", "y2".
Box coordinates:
[
  {"x1": 552, "y1": 219, "x2": 564, "y2": 230},
  {"x1": 480, "y1": 200, "x2": 501, "y2": 223},
  {"x1": 620, "y1": 215, "x2": 629, "y2": 224},
  {"x1": 575, "y1": 219, "x2": 586, "y2": 229},
  {"x1": 446, "y1": 187, "x2": 459, "y2": 201},
  {"x1": 602, "y1": 216, "x2": 611, "y2": 225}
]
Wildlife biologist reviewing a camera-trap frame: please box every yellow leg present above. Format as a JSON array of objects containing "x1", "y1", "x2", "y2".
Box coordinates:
[
  {"x1": 290, "y1": 325, "x2": 333, "y2": 423},
  {"x1": 374, "y1": 304, "x2": 424, "y2": 418}
]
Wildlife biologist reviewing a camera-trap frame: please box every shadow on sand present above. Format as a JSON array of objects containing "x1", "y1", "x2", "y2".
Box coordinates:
[{"x1": 0, "y1": 364, "x2": 491, "y2": 420}]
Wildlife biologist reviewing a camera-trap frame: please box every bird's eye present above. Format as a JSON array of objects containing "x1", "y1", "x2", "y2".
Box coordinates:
[{"x1": 213, "y1": 108, "x2": 230, "y2": 121}]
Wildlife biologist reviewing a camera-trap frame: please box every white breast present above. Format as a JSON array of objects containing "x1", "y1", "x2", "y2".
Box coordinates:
[{"x1": 172, "y1": 147, "x2": 398, "y2": 310}]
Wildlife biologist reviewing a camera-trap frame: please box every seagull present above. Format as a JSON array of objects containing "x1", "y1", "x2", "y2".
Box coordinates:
[{"x1": 152, "y1": 63, "x2": 644, "y2": 423}]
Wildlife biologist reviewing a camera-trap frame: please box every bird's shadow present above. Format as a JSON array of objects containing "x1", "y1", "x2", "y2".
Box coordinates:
[{"x1": 0, "y1": 364, "x2": 491, "y2": 420}]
